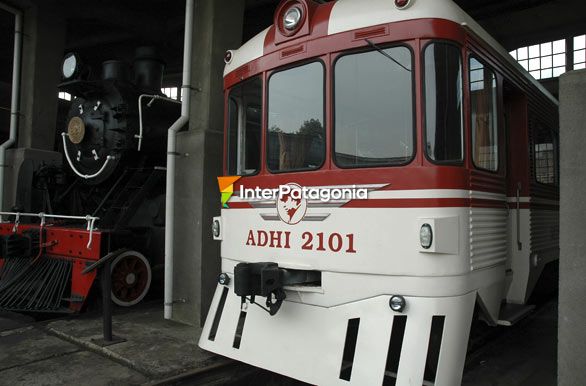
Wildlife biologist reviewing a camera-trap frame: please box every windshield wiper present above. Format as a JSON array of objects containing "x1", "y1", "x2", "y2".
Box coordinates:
[{"x1": 365, "y1": 39, "x2": 411, "y2": 72}]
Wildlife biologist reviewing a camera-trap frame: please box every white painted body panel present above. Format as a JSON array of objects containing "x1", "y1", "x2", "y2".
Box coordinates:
[
  {"x1": 200, "y1": 285, "x2": 476, "y2": 386},
  {"x1": 201, "y1": 189, "x2": 513, "y2": 384},
  {"x1": 200, "y1": 185, "x2": 558, "y2": 385},
  {"x1": 507, "y1": 206, "x2": 559, "y2": 304},
  {"x1": 222, "y1": 206, "x2": 471, "y2": 277},
  {"x1": 223, "y1": 27, "x2": 269, "y2": 77}
]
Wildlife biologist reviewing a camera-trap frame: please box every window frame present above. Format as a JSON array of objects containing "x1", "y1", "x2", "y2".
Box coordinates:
[
  {"x1": 532, "y1": 123, "x2": 559, "y2": 187},
  {"x1": 468, "y1": 54, "x2": 500, "y2": 173},
  {"x1": 331, "y1": 43, "x2": 417, "y2": 170},
  {"x1": 421, "y1": 40, "x2": 465, "y2": 166},
  {"x1": 265, "y1": 59, "x2": 327, "y2": 174},
  {"x1": 225, "y1": 75, "x2": 263, "y2": 177}
]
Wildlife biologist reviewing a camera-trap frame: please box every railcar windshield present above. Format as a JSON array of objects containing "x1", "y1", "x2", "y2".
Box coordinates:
[
  {"x1": 267, "y1": 62, "x2": 325, "y2": 172},
  {"x1": 334, "y1": 46, "x2": 414, "y2": 167},
  {"x1": 227, "y1": 76, "x2": 262, "y2": 176},
  {"x1": 424, "y1": 42, "x2": 463, "y2": 162}
]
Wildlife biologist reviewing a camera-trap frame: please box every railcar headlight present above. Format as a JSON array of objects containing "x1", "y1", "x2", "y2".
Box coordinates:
[
  {"x1": 283, "y1": 6, "x2": 303, "y2": 31},
  {"x1": 212, "y1": 219, "x2": 221, "y2": 238},
  {"x1": 389, "y1": 295, "x2": 406, "y2": 312},
  {"x1": 420, "y1": 223, "x2": 433, "y2": 249},
  {"x1": 62, "y1": 53, "x2": 80, "y2": 80},
  {"x1": 394, "y1": 0, "x2": 414, "y2": 9},
  {"x1": 224, "y1": 50, "x2": 233, "y2": 64},
  {"x1": 218, "y1": 273, "x2": 230, "y2": 286}
]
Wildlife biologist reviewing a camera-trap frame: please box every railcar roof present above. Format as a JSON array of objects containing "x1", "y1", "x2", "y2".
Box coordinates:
[{"x1": 224, "y1": 0, "x2": 558, "y2": 105}]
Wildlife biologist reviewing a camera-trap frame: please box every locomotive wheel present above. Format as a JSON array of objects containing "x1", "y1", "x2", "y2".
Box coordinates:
[{"x1": 110, "y1": 251, "x2": 152, "y2": 307}]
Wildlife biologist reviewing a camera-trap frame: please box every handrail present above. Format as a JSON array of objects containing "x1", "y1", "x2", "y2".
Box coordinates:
[
  {"x1": 61, "y1": 133, "x2": 115, "y2": 180},
  {"x1": 0, "y1": 211, "x2": 100, "y2": 249}
]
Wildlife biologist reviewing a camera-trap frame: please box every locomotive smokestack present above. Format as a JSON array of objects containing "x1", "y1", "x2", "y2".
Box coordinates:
[
  {"x1": 101, "y1": 60, "x2": 130, "y2": 82},
  {"x1": 133, "y1": 46, "x2": 165, "y2": 92}
]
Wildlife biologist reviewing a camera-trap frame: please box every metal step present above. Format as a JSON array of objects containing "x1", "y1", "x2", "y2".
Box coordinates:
[{"x1": 497, "y1": 303, "x2": 536, "y2": 326}]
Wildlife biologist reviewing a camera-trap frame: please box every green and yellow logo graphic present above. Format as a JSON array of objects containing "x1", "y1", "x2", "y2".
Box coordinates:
[{"x1": 217, "y1": 176, "x2": 241, "y2": 208}]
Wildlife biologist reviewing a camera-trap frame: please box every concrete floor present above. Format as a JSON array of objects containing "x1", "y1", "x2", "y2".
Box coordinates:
[
  {"x1": 0, "y1": 303, "x2": 228, "y2": 385},
  {"x1": 0, "y1": 300, "x2": 557, "y2": 386},
  {"x1": 462, "y1": 300, "x2": 557, "y2": 386}
]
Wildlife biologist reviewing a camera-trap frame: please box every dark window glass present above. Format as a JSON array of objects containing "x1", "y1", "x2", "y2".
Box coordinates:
[
  {"x1": 227, "y1": 77, "x2": 262, "y2": 175},
  {"x1": 425, "y1": 43, "x2": 463, "y2": 162},
  {"x1": 534, "y1": 123, "x2": 557, "y2": 185},
  {"x1": 267, "y1": 62, "x2": 325, "y2": 172},
  {"x1": 334, "y1": 46, "x2": 413, "y2": 167},
  {"x1": 470, "y1": 57, "x2": 498, "y2": 171}
]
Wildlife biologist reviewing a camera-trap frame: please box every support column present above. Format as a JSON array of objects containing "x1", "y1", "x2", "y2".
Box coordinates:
[
  {"x1": 559, "y1": 69, "x2": 586, "y2": 386},
  {"x1": 172, "y1": 0, "x2": 244, "y2": 326},
  {"x1": 1, "y1": 3, "x2": 65, "y2": 211},
  {"x1": 18, "y1": 3, "x2": 65, "y2": 150}
]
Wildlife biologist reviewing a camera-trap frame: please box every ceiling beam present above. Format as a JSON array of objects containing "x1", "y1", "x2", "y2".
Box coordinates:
[
  {"x1": 475, "y1": 0, "x2": 586, "y2": 49},
  {"x1": 66, "y1": 32, "x2": 135, "y2": 50}
]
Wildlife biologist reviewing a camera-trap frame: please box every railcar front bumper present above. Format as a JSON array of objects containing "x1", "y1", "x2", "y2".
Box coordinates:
[{"x1": 199, "y1": 281, "x2": 476, "y2": 386}]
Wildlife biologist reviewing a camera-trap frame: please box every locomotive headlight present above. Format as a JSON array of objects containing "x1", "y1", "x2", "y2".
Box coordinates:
[
  {"x1": 389, "y1": 295, "x2": 406, "y2": 312},
  {"x1": 283, "y1": 6, "x2": 303, "y2": 31},
  {"x1": 420, "y1": 223, "x2": 433, "y2": 249},
  {"x1": 62, "y1": 53, "x2": 80, "y2": 80}
]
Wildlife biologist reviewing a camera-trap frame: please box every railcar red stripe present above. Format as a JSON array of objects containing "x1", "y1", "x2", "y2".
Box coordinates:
[
  {"x1": 227, "y1": 199, "x2": 558, "y2": 210},
  {"x1": 343, "y1": 198, "x2": 471, "y2": 208}
]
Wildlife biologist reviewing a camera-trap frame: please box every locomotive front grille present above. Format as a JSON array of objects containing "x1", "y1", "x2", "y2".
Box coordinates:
[{"x1": 0, "y1": 256, "x2": 73, "y2": 312}]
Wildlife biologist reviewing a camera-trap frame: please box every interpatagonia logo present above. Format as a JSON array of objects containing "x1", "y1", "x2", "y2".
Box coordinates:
[{"x1": 217, "y1": 176, "x2": 241, "y2": 208}]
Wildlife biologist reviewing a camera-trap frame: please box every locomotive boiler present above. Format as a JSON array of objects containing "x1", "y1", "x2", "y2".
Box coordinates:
[{"x1": 0, "y1": 47, "x2": 180, "y2": 311}]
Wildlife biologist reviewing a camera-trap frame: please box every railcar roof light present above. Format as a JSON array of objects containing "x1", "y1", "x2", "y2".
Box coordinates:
[
  {"x1": 224, "y1": 50, "x2": 233, "y2": 64},
  {"x1": 283, "y1": 5, "x2": 303, "y2": 31},
  {"x1": 395, "y1": 0, "x2": 413, "y2": 10}
]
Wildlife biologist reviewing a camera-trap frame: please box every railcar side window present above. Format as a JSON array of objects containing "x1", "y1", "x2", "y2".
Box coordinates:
[
  {"x1": 227, "y1": 76, "x2": 262, "y2": 175},
  {"x1": 534, "y1": 124, "x2": 558, "y2": 185},
  {"x1": 334, "y1": 46, "x2": 414, "y2": 167},
  {"x1": 470, "y1": 57, "x2": 498, "y2": 171},
  {"x1": 267, "y1": 62, "x2": 325, "y2": 172},
  {"x1": 424, "y1": 43, "x2": 463, "y2": 162}
]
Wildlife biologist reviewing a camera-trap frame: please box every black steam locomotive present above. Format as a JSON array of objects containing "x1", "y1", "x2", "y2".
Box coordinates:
[
  {"x1": 2, "y1": 47, "x2": 179, "y2": 309},
  {"x1": 59, "y1": 47, "x2": 178, "y2": 185}
]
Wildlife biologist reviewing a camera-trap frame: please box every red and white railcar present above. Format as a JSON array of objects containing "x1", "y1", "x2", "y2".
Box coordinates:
[{"x1": 199, "y1": 0, "x2": 559, "y2": 384}]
